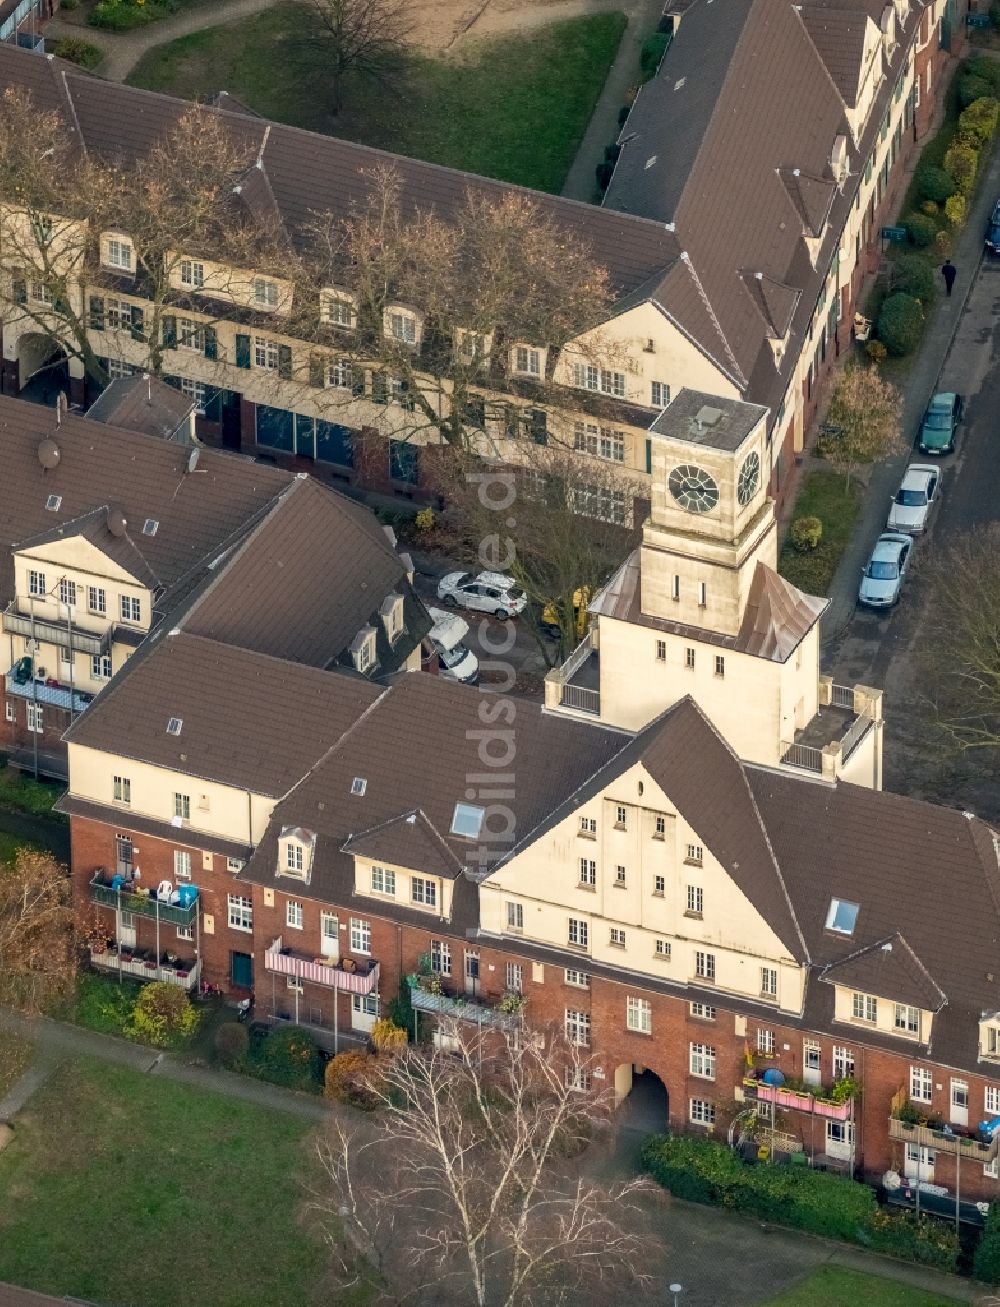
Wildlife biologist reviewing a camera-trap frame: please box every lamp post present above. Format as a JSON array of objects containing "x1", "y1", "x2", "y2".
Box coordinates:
[{"x1": 669, "y1": 1284, "x2": 683, "y2": 1307}]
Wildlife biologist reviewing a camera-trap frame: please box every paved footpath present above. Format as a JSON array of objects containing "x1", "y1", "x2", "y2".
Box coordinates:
[{"x1": 821, "y1": 131, "x2": 1000, "y2": 647}]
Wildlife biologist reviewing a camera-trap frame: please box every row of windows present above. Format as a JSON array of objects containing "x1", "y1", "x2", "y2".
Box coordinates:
[
  {"x1": 850, "y1": 992, "x2": 920, "y2": 1034},
  {"x1": 655, "y1": 640, "x2": 724, "y2": 678},
  {"x1": 26, "y1": 572, "x2": 142, "y2": 624},
  {"x1": 577, "y1": 810, "x2": 700, "y2": 857}
]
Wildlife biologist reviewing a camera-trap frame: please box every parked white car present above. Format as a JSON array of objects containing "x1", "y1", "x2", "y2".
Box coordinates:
[
  {"x1": 436, "y1": 571, "x2": 527, "y2": 619},
  {"x1": 887, "y1": 464, "x2": 941, "y2": 535},
  {"x1": 858, "y1": 533, "x2": 913, "y2": 609},
  {"x1": 425, "y1": 606, "x2": 479, "y2": 684}
]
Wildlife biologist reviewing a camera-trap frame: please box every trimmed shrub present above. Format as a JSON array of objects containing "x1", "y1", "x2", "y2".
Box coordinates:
[
  {"x1": 959, "y1": 96, "x2": 1000, "y2": 146},
  {"x1": 51, "y1": 37, "x2": 102, "y2": 68},
  {"x1": 259, "y1": 1026, "x2": 321, "y2": 1089},
  {"x1": 324, "y1": 1050, "x2": 380, "y2": 1108},
  {"x1": 214, "y1": 1021, "x2": 248, "y2": 1068},
  {"x1": 915, "y1": 163, "x2": 956, "y2": 203},
  {"x1": 59, "y1": 0, "x2": 80, "y2": 10},
  {"x1": 640, "y1": 33, "x2": 670, "y2": 81},
  {"x1": 974, "y1": 1202, "x2": 1000, "y2": 1283},
  {"x1": 935, "y1": 229, "x2": 953, "y2": 258},
  {"x1": 902, "y1": 212, "x2": 936, "y2": 248},
  {"x1": 125, "y1": 982, "x2": 199, "y2": 1047},
  {"x1": 788, "y1": 516, "x2": 822, "y2": 553},
  {"x1": 892, "y1": 254, "x2": 935, "y2": 304},
  {"x1": 919, "y1": 199, "x2": 939, "y2": 217},
  {"x1": 944, "y1": 193, "x2": 967, "y2": 227},
  {"x1": 877, "y1": 293, "x2": 923, "y2": 357},
  {"x1": 959, "y1": 73, "x2": 992, "y2": 108},
  {"x1": 964, "y1": 54, "x2": 1000, "y2": 94},
  {"x1": 865, "y1": 339, "x2": 888, "y2": 363},
  {"x1": 944, "y1": 142, "x2": 978, "y2": 196}
]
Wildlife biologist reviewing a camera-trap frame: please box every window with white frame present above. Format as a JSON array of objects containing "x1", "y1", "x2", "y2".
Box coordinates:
[
  {"x1": 910, "y1": 1066, "x2": 933, "y2": 1103},
  {"x1": 651, "y1": 381, "x2": 670, "y2": 408},
  {"x1": 28, "y1": 569, "x2": 45, "y2": 597},
  {"x1": 287, "y1": 975, "x2": 304, "y2": 994},
  {"x1": 325, "y1": 296, "x2": 355, "y2": 328},
  {"x1": 690, "y1": 1043, "x2": 716, "y2": 1079},
  {"x1": 986, "y1": 1085, "x2": 1000, "y2": 1116},
  {"x1": 30, "y1": 280, "x2": 52, "y2": 305},
  {"x1": 564, "y1": 968, "x2": 590, "y2": 988},
  {"x1": 852, "y1": 992, "x2": 877, "y2": 1023},
  {"x1": 113, "y1": 775, "x2": 131, "y2": 804},
  {"x1": 655, "y1": 939, "x2": 671, "y2": 958},
  {"x1": 254, "y1": 336, "x2": 280, "y2": 369},
  {"x1": 654, "y1": 815, "x2": 666, "y2": 839},
  {"x1": 627, "y1": 996, "x2": 651, "y2": 1034},
  {"x1": 686, "y1": 885, "x2": 704, "y2": 916},
  {"x1": 120, "y1": 595, "x2": 141, "y2": 624},
  {"x1": 690, "y1": 1098, "x2": 715, "y2": 1126},
  {"x1": 176, "y1": 925, "x2": 193, "y2": 942},
  {"x1": 610, "y1": 927, "x2": 626, "y2": 948},
  {"x1": 431, "y1": 939, "x2": 451, "y2": 975},
  {"x1": 227, "y1": 858, "x2": 245, "y2": 873},
  {"x1": 105, "y1": 238, "x2": 132, "y2": 271},
  {"x1": 568, "y1": 917, "x2": 588, "y2": 948},
  {"x1": 757, "y1": 1028, "x2": 775, "y2": 1055},
  {"x1": 833, "y1": 1046, "x2": 855, "y2": 1080},
  {"x1": 59, "y1": 578, "x2": 77, "y2": 607},
  {"x1": 573, "y1": 421, "x2": 625, "y2": 463},
  {"x1": 353, "y1": 993, "x2": 379, "y2": 1018},
  {"x1": 653, "y1": 874, "x2": 665, "y2": 895},
  {"x1": 180, "y1": 259, "x2": 205, "y2": 288},
  {"x1": 565, "y1": 1010, "x2": 591, "y2": 1046},
  {"x1": 173, "y1": 850, "x2": 192, "y2": 880},
  {"x1": 690, "y1": 1002, "x2": 716, "y2": 1020},
  {"x1": 715, "y1": 655, "x2": 726, "y2": 679},
  {"x1": 228, "y1": 894, "x2": 253, "y2": 932},
  {"x1": 615, "y1": 865, "x2": 626, "y2": 885},
  {"x1": 579, "y1": 816, "x2": 597, "y2": 836},
  {"x1": 106, "y1": 298, "x2": 133, "y2": 331},
  {"x1": 566, "y1": 1067, "x2": 592, "y2": 1092},
  {"x1": 685, "y1": 648, "x2": 696, "y2": 669},
  {"x1": 686, "y1": 844, "x2": 703, "y2": 865},
  {"x1": 254, "y1": 278, "x2": 279, "y2": 307},
  {"x1": 179, "y1": 319, "x2": 205, "y2": 352},
  {"x1": 5, "y1": 703, "x2": 15, "y2": 724},
  {"x1": 506, "y1": 963, "x2": 523, "y2": 993},
  {"x1": 285, "y1": 842, "x2": 304, "y2": 874},
  {"x1": 328, "y1": 358, "x2": 352, "y2": 390},
  {"x1": 388, "y1": 310, "x2": 417, "y2": 344},
  {"x1": 656, "y1": 639, "x2": 667, "y2": 662},
  {"x1": 350, "y1": 918, "x2": 371, "y2": 954},
  {"x1": 695, "y1": 950, "x2": 715, "y2": 981},
  {"x1": 506, "y1": 901, "x2": 524, "y2": 931},
  {"x1": 513, "y1": 345, "x2": 541, "y2": 376},
  {"x1": 569, "y1": 484, "x2": 627, "y2": 525},
  {"x1": 615, "y1": 803, "x2": 627, "y2": 827},
  {"x1": 572, "y1": 362, "x2": 626, "y2": 397},
  {"x1": 286, "y1": 900, "x2": 304, "y2": 930},
  {"x1": 87, "y1": 585, "x2": 106, "y2": 615},
  {"x1": 174, "y1": 793, "x2": 191, "y2": 820},
  {"x1": 579, "y1": 858, "x2": 596, "y2": 887},
  {"x1": 27, "y1": 703, "x2": 42, "y2": 734},
  {"x1": 370, "y1": 865, "x2": 396, "y2": 896},
  {"x1": 178, "y1": 378, "x2": 208, "y2": 415},
  {"x1": 761, "y1": 967, "x2": 778, "y2": 1000},
  {"x1": 987, "y1": 1025, "x2": 1000, "y2": 1058},
  {"x1": 107, "y1": 359, "x2": 136, "y2": 381},
  {"x1": 804, "y1": 1040, "x2": 821, "y2": 1072},
  {"x1": 411, "y1": 877, "x2": 437, "y2": 909},
  {"x1": 894, "y1": 1004, "x2": 919, "y2": 1034}
]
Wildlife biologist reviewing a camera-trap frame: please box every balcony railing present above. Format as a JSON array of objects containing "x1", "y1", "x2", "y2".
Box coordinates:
[
  {"x1": 6, "y1": 667, "x2": 94, "y2": 714},
  {"x1": 408, "y1": 979, "x2": 525, "y2": 1029},
  {"x1": 743, "y1": 1078, "x2": 853, "y2": 1121},
  {"x1": 780, "y1": 680, "x2": 880, "y2": 778},
  {"x1": 3, "y1": 605, "x2": 110, "y2": 656},
  {"x1": 544, "y1": 632, "x2": 600, "y2": 717},
  {"x1": 888, "y1": 1116, "x2": 997, "y2": 1162},
  {"x1": 89, "y1": 874, "x2": 200, "y2": 928},
  {"x1": 89, "y1": 950, "x2": 202, "y2": 992},
  {"x1": 264, "y1": 938, "x2": 379, "y2": 994}
]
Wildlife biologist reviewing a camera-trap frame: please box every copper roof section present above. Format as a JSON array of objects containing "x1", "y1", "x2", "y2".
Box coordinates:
[{"x1": 737, "y1": 561, "x2": 828, "y2": 660}]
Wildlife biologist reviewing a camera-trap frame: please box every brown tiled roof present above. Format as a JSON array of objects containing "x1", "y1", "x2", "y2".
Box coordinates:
[
  {"x1": 0, "y1": 395, "x2": 290, "y2": 609},
  {"x1": 63, "y1": 630, "x2": 384, "y2": 795},
  {"x1": 180, "y1": 475, "x2": 430, "y2": 671},
  {"x1": 85, "y1": 374, "x2": 194, "y2": 441},
  {"x1": 737, "y1": 561, "x2": 828, "y2": 660},
  {"x1": 342, "y1": 809, "x2": 466, "y2": 878},
  {"x1": 779, "y1": 168, "x2": 837, "y2": 240},
  {"x1": 819, "y1": 932, "x2": 947, "y2": 1013},
  {"x1": 798, "y1": 5, "x2": 870, "y2": 105},
  {"x1": 0, "y1": 1284, "x2": 92, "y2": 1307},
  {"x1": 15, "y1": 506, "x2": 161, "y2": 593},
  {"x1": 742, "y1": 272, "x2": 801, "y2": 340}
]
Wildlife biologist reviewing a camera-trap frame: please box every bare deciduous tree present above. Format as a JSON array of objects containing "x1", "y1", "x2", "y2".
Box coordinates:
[
  {"x1": 302, "y1": 0, "x2": 414, "y2": 113},
  {"x1": 920, "y1": 525, "x2": 1000, "y2": 752},
  {"x1": 311, "y1": 1020, "x2": 654, "y2": 1307},
  {"x1": 0, "y1": 848, "x2": 75, "y2": 1016},
  {"x1": 820, "y1": 364, "x2": 903, "y2": 490}
]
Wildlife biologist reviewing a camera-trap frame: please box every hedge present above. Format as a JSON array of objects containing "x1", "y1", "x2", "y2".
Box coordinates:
[
  {"x1": 877, "y1": 293, "x2": 924, "y2": 357},
  {"x1": 891, "y1": 253, "x2": 935, "y2": 304},
  {"x1": 640, "y1": 32, "x2": 670, "y2": 80},
  {"x1": 642, "y1": 1134, "x2": 958, "y2": 1271},
  {"x1": 915, "y1": 163, "x2": 956, "y2": 203},
  {"x1": 903, "y1": 211, "x2": 937, "y2": 247},
  {"x1": 975, "y1": 1202, "x2": 1000, "y2": 1283}
]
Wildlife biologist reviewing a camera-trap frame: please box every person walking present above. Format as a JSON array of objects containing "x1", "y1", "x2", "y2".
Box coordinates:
[{"x1": 941, "y1": 260, "x2": 957, "y2": 297}]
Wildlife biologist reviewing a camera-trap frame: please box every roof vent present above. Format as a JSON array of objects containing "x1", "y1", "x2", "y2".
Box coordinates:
[
  {"x1": 351, "y1": 777, "x2": 367, "y2": 796},
  {"x1": 166, "y1": 717, "x2": 183, "y2": 736},
  {"x1": 107, "y1": 506, "x2": 127, "y2": 538},
  {"x1": 45, "y1": 494, "x2": 62, "y2": 512},
  {"x1": 645, "y1": 155, "x2": 657, "y2": 170},
  {"x1": 881, "y1": 940, "x2": 893, "y2": 952},
  {"x1": 964, "y1": 810, "x2": 976, "y2": 820},
  {"x1": 674, "y1": 77, "x2": 686, "y2": 91},
  {"x1": 187, "y1": 448, "x2": 200, "y2": 475},
  {"x1": 406, "y1": 813, "x2": 417, "y2": 825},
  {"x1": 142, "y1": 518, "x2": 159, "y2": 537},
  {"x1": 694, "y1": 405, "x2": 724, "y2": 429},
  {"x1": 37, "y1": 438, "x2": 61, "y2": 471}
]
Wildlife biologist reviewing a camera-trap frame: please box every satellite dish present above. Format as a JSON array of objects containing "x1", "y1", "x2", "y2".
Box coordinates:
[
  {"x1": 187, "y1": 448, "x2": 200, "y2": 474},
  {"x1": 37, "y1": 438, "x2": 61, "y2": 470},
  {"x1": 107, "y1": 506, "x2": 127, "y2": 538}
]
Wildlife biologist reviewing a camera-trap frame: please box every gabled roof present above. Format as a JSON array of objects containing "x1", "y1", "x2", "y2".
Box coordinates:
[
  {"x1": 15, "y1": 505, "x2": 162, "y2": 593},
  {"x1": 779, "y1": 167, "x2": 837, "y2": 239},
  {"x1": 85, "y1": 374, "x2": 194, "y2": 442},
  {"x1": 797, "y1": 5, "x2": 872, "y2": 106},
  {"x1": 741, "y1": 271, "x2": 801, "y2": 340},
  {"x1": 820, "y1": 932, "x2": 948, "y2": 1013},
  {"x1": 342, "y1": 809, "x2": 466, "y2": 879},
  {"x1": 737, "y1": 561, "x2": 828, "y2": 660}
]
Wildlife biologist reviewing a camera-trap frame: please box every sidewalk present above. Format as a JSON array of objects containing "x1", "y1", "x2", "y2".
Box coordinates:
[{"x1": 820, "y1": 131, "x2": 1000, "y2": 646}]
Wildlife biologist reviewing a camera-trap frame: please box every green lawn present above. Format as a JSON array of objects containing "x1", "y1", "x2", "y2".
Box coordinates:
[
  {"x1": 779, "y1": 468, "x2": 862, "y2": 596},
  {"x1": 0, "y1": 766, "x2": 63, "y2": 816},
  {"x1": 0, "y1": 832, "x2": 40, "y2": 865},
  {"x1": 763, "y1": 1264, "x2": 960, "y2": 1306},
  {"x1": 0, "y1": 1058, "x2": 330, "y2": 1306},
  {"x1": 128, "y1": 6, "x2": 627, "y2": 191},
  {"x1": 69, "y1": 969, "x2": 146, "y2": 1037}
]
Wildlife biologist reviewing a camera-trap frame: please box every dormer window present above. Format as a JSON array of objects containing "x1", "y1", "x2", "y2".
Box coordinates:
[
  {"x1": 513, "y1": 345, "x2": 542, "y2": 377},
  {"x1": 254, "y1": 278, "x2": 279, "y2": 308},
  {"x1": 285, "y1": 843, "x2": 304, "y2": 874},
  {"x1": 379, "y1": 593, "x2": 405, "y2": 645},
  {"x1": 851, "y1": 992, "x2": 877, "y2": 1023},
  {"x1": 350, "y1": 625, "x2": 377, "y2": 675},
  {"x1": 385, "y1": 307, "x2": 418, "y2": 346},
  {"x1": 322, "y1": 290, "x2": 356, "y2": 329},
  {"x1": 105, "y1": 236, "x2": 133, "y2": 272},
  {"x1": 826, "y1": 898, "x2": 859, "y2": 935},
  {"x1": 983, "y1": 1021, "x2": 1000, "y2": 1061}
]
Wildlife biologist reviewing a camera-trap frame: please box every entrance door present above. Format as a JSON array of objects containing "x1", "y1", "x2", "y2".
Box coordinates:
[
  {"x1": 115, "y1": 835, "x2": 133, "y2": 877},
  {"x1": 221, "y1": 391, "x2": 242, "y2": 450},
  {"x1": 464, "y1": 950, "x2": 480, "y2": 995},
  {"x1": 118, "y1": 909, "x2": 136, "y2": 950},
  {"x1": 803, "y1": 1040, "x2": 822, "y2": 1087},
  {"x1": 951, "y1": 1079, "x2": 969, "y2": 1127},
  {"x1": 320, "y1": 913, "x2": 339, "y2": 960},
  {"x1": 905, "y1": 1143, "x2": 935, "y2": 1182},
  {"x1": 351, "y1": 993, "x2": 378, "y2": 1033},
  {"x1": 825, "y1": 1119, "x2": 854, "y2": 1162},
  {"x1": 230, "y1": 950, "x2": 253, "y2": 988}
]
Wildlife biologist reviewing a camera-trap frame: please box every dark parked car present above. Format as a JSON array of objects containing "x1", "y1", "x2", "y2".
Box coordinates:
[
  {"x1": 917, "y1": 391, "x2": 963, "y2": 455},
  {"x1": 986, "y1": 198, "x2": 1000, "y2": 255}
]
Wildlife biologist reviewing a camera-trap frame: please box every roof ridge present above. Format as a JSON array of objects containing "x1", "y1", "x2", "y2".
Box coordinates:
[
  {"x1": 342, "y1": 806, "x2": 465, "y2": 875},
  {"x1": 274, "y1": 678, "x2": 393, "y2": 803},
  {"x1": 676, "y1": 254, "x2": 747, "y2": 389}
]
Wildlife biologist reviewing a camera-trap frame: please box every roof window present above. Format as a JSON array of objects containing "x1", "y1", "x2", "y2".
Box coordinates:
[
  {"x1": 142, "y1": 519, "x2": 159, "y2": 537},
  {"x1": 451, "y1": 802, "x2": 485, "y2": 840},
  {"x1": 351, "y1": 777, "x2": 367, "y2": 796},
  {"x1": 825, "y1": 898, "x2": 859, "y2": 935},
  {"x1": 45, "y1": 494, "x2": 62, "y2": 512},
  {"x1": 166, "y1": 717, "x2": 183, "y2": 736}
]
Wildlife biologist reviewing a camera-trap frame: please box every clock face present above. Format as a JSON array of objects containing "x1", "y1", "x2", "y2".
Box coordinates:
[
  {"x1": 738, "y1": 450, "x2": 760, "y2": 506},
  {"x1": 668, "y1": 463, "x2": 719, "y2": 514}
]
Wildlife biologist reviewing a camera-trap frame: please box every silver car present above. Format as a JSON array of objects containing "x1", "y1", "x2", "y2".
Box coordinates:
[
  {"x1": 887, "y1": 464, "x2": 940, "y2": 535},
  {"x1": 859, "y1": 533, "x2": 912, "y2": 609},
  {"x1": 436, "y1": 571, "x2": 527, "y2": 619}
]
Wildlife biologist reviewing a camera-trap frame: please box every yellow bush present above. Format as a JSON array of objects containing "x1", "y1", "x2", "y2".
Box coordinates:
[
  {"x1": 125, "y1": 981, "x2": 199, "y2": 1047},
  {"x1": 944, "y1": 193, "x2": 967, "y2": 227},
  {"x1": 415, "y1": 507, "x2": 436, "y2": 532},
  {"x1": 371, "y1": 1018, "x2": 407, "y2": 1052}
]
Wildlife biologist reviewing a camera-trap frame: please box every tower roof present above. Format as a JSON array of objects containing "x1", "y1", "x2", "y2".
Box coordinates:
[{"x1": 737, "y1": 561, "x2": 828, "y2": 659}]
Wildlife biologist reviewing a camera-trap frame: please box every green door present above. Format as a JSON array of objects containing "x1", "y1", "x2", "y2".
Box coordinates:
[{"x1": 230, "y1": 951, "x2": 253, "y2": 988}]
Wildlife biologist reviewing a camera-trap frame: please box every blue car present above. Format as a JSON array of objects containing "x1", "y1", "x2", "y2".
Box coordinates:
[{"x1": 987, "y1": 199, "x2": 1000, "y2": 256}]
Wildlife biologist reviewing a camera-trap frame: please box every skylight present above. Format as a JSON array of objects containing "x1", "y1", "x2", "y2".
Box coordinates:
[
  {"x1": 142, "y1": 519, "x2": 159, "y2": 537},
  {"x1": 825, "y1": 898, "x2": 859, "y2": 935},
  {"x1": 166, "y1": 717, "x2": 183, "y2": 736},
  {"x1": 351, "y1": 777, "x2": 367, "y2": 796},
  {"x1": 451, "y1": 802, "x2": 485, "y2": 840},
  {"x1": 45, "y1": 494, "x2": 62, "y2": 512}
]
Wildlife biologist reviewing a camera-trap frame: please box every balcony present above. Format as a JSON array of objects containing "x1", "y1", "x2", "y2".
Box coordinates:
[
  {"x1": 408, "y1": 976, "x2": 526, "y2": 1030},
  {"x1": 89, "y1": 948, "x2": 202, "y2": 991},
  {"x1": 780, "y1": 680, "x2": 881, "y2": 779},
  {"x1": 888, "y1": 1116, "x2": 997, "y2": 1162},
  {"x1": 6, "y1": 664, "x2": 94, "y2": 715},
  {"x1": 743, "y1": 1077, "x2": 853, "y2": 1121},
  {"x1": 543, "y1": 631, "x2": 600, "y2": 717},
  {"x1": 264, "y1": 938, "x2": 379, "y2": 995},
  {"x1": 89, "y1": 873, "x2": 200, "y2": 929},
  {"x1": 3, "y1": 605, "x2": 111, "y2": 656}
]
